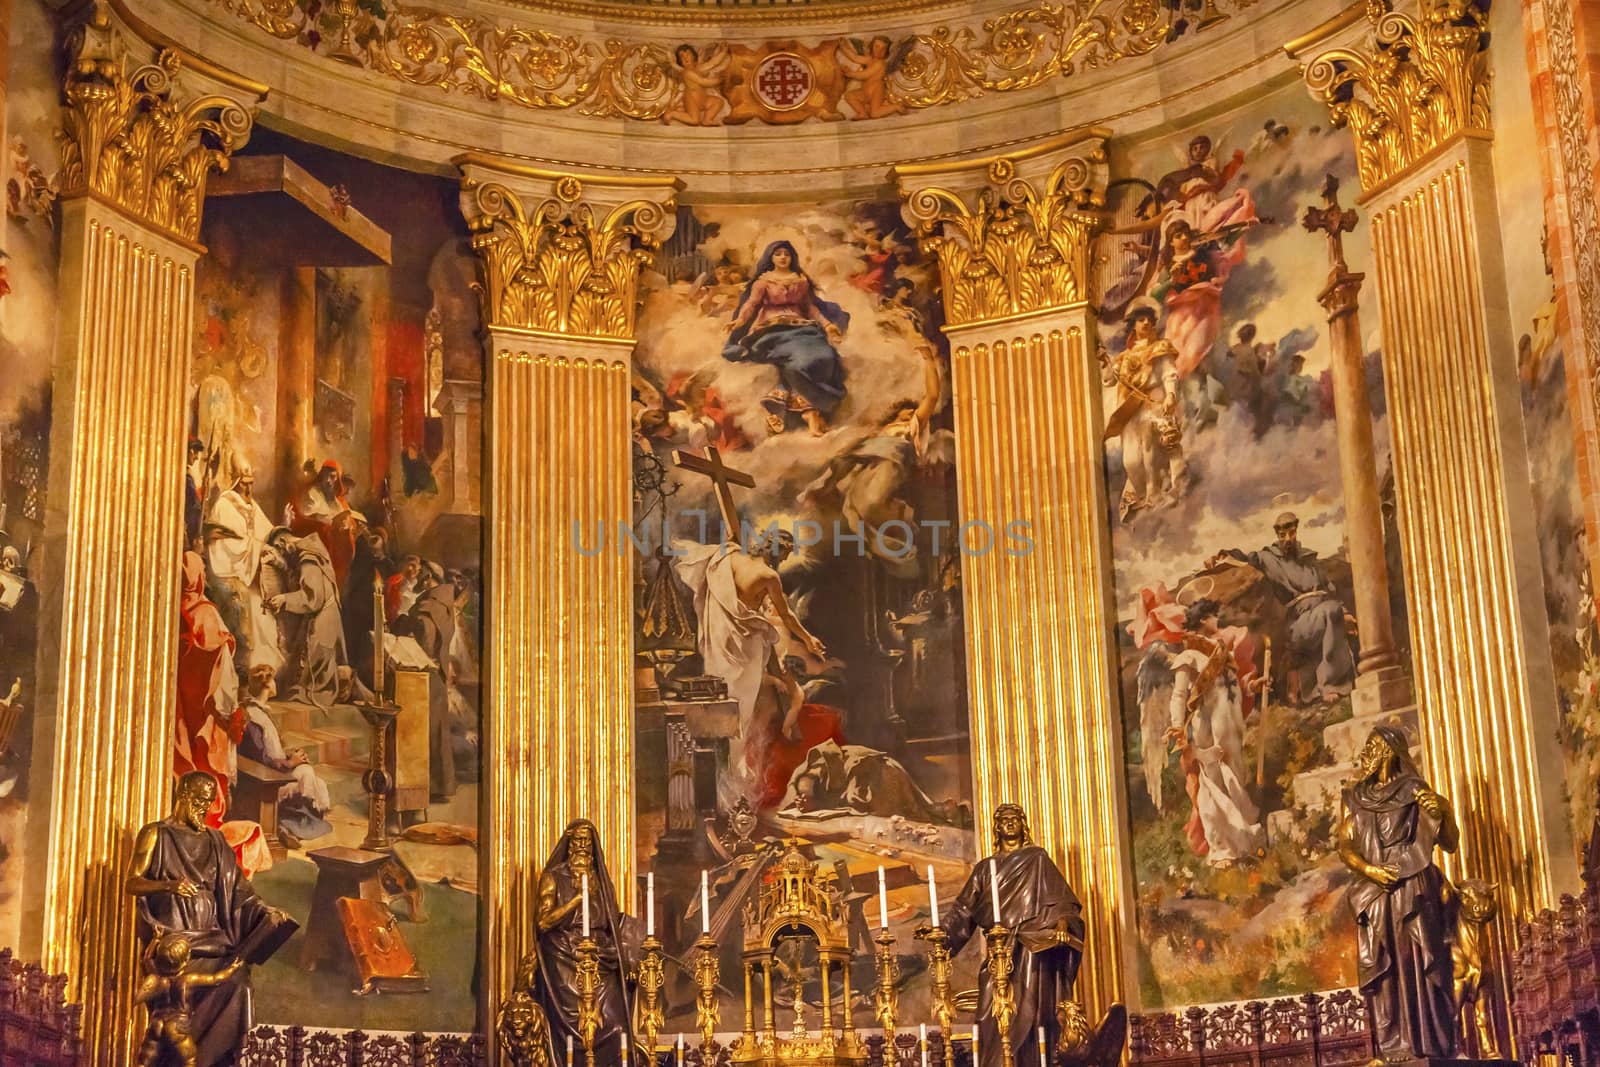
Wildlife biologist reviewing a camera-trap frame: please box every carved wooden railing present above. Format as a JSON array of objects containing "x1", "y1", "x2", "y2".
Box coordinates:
[
  {"x1": 1511, "y1": 807, "x2": 1600, "y2": 1065},
  {"x1": 1129, "y1": 990, "x2": 1372, "y2": 1067},
  {"x1": 0, "y1": 950, "x2": 82, "y2": 1067},
  {"x1": 239, "y1": 1024, "x2": 487, "y2": 1066}
]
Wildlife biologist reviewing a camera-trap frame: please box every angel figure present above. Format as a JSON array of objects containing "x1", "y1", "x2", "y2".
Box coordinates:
[
  {"x1": 664, "y1": 44, "x2": 731, "y2": 126},
  {"x1": 836, "y1": 37, "x2": 909, "y2": 119},
  {"x1": 1130, "y1": 584, "x2": 1265, "y2": 866}
]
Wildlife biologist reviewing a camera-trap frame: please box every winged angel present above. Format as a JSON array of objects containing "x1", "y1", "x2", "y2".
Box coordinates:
[
  {"x1": 1130, "y1": 581, "x2": 1265, "y2": 867},
  {"x1": 663, "y1": 44, "x2": 731, "y2": 126},
  {"x1": 835, "y1": 37, "x2": 915, "y2": 119}
]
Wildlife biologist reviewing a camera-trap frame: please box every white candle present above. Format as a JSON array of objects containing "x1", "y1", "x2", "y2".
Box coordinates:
[
  {"x1": 972, "y1": 1024, "x2": 979, "y2": 1064},
  {"x1": 920, "y1": 1024, "x2": 930, "y2": 1067},
  {"x1": 647, "y1": 871, "x2": 656, "y2": 938},
  {"x1": 927, "y1": 865, "x2": 939, "y2": 927},
  {"x1": 1038, "y1": 1025, "x2": 1047, "y2": 1064},
  {"x1": 582, "y1": 874, "x2": 591, "y2": 938},
  {"x1": 566, "y1": 1035, "x2": 574, "y2": 1067},
  {"x1": 676, "y1": 1034, "x2": 685, "y2": 1067},
  {"x1": 877, "y1": 866, "x2": 889, "y2": 930},
  {"x1": 701, "y1": 871, "x2": 711, "y2": 935},
  {"x1": 989, "y1": 858, "x2": 1001, "y2": 926},
  {"x1": 622, "y1": 1033, "x2": 630, "y2": 1067}
]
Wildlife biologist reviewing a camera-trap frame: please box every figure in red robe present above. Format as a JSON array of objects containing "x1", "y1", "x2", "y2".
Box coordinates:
[
  {"x1": 173, "y1": 551, "x2": 272, "y2": 874},
  {"x1": 291, "y1": 459, "x2": 358, "y2": 588}
]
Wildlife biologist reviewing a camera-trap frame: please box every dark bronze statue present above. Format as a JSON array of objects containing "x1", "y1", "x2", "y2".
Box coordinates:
[
  {"x1": 1338, "y1": 726, "x2": 1459, "y2": 1063},
  {"x1": 499, "y1": 952, "x2": 555, "y2": 1067},
  {"x1": 932, "y1": 804, "x2": 1122, "y2": 1067},
  {"x1": 532, "y1": 819, "x2": 640, "y2": 1064},
  {"x1": 126, "y1": 771, "x2": 297, "y2": 1067}
]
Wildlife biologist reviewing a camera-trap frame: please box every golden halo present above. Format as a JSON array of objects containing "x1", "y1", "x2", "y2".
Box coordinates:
[{"x1": 1175, "y1": 575, "x2": 1215, "y2": 606}]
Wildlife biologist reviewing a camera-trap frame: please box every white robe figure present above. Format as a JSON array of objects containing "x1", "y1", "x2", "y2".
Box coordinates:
[
  {"x1": 1167, "y1": 641, "x2": 1264, "y2": 866},
  {"x1": 240, "y1": 695, "x2": 332, "y2": 815},
  {"x1": 208, "y1": 481, "x2": 283, "y2": 669},
  {"x1": 672, "y1": 541, "x2": 780, "y2": 747}
]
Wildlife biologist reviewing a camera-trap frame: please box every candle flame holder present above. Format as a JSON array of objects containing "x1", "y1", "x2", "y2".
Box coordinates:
[
  {"x1": 575, "y1": 936, "x2": 602, "y2": 1067},
  {"x1": 639, "y1": 934, "x2": 666, "y2": 1062},
  {"x1": 915, "y1": 926, "x2": 955, "y2": 1067},
  {"x1": 693, "y1": 932, "x2": 720, "y2": 1057},
  {"x1": 985, "y1": 924, "x2": 1016, "y2": 1067},
  {"x1": 872, "y1": 927, "x2": 898, "y2": 1042}
]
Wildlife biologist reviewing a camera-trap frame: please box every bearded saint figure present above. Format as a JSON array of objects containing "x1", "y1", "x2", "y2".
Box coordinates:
[{"x1": 532, "y1": 820, "x2": 641, "y2": 1064}]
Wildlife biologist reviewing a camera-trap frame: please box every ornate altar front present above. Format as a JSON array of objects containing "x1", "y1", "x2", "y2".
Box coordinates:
[{"x1": 730, "y1": 846, "x2": 869, "y2": 1067}]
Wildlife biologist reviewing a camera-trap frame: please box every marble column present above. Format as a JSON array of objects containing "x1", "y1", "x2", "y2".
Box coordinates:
[
  {"x1": 1303, "y1": 184, "x2": 1411, "y2": 715},
  {"x1": 1298, "y1": 0, "x2": 1577, "y2": 1046},
  {"x1": 455, "y1": 154, "x2": 680, "y2": 1042},
  {"x1": 22, "y1": 4, "x2": 261, "y2": 1061},
  {"x1": 893, "y1": 133, "x2": 1134, "y2": 1021}
]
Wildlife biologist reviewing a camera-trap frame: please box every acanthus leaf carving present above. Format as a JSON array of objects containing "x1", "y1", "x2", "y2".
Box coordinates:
[
  {"x1": 899, "y1": 152, "x2": 1105, "y2": 328},
  {"x1": 1303, "y1": 0, "x2": 1491, "y2": 193},
  {"x1": 459, "y1": 170, "x2": 678, "y2": 341},
  {"x1": 57, "y1": 5, "x2": 257, "y2": 242}
]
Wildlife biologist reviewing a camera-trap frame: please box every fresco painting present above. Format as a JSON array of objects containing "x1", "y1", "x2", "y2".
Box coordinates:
[
  {"x1": 173, "y1": 132, "x2": 484, "y2": 1031},
  {"x1": 629, "y1": 200, "x2": 977, "y2": 1025},
  {"x1": 1097, "y1": 85, "x2": 1407, "y2": 1009}
]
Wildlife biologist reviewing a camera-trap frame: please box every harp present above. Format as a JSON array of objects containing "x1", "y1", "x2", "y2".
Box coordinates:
[{"x1": 1093, "y1": 177, "x2": 1161, "y2": 323}]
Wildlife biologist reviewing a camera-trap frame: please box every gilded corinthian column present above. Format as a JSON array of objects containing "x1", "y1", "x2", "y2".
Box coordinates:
[
  {"x1": 893, "y1": 132, "x2": 1133, "y2": 1019},
  {"x1": 454, "y1": 155, "x2": 680, "y2": 1037},
  {"x1": 24, "y1": 4, "x2": 261, "y2": 1061},
  {"x1": 1295, "y1": 0, "x2": 1576, "y2": 1030}
]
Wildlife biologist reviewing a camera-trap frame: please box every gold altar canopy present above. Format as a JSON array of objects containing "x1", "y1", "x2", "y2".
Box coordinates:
[{"x1": 731, "y1": 845, "x2": 868, "y2": 1067}]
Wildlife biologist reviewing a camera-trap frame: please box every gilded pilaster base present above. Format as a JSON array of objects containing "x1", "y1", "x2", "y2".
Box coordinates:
[
  {"x1": 481, "y1": 327, "x2": 636, "y2": 1036},
  {"x1": 946, "y1": 311, "x2": 1132, "y2": 1021},
  {"x1": 28, "y1": 197, "x2": 201, "y2": 1064},
  {"x1": 1365, "y1": 133, "x2": 1574, "y2": 1029}
]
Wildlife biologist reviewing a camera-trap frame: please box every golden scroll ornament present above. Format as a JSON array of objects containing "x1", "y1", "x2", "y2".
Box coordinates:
[{"x1": 1302, "y1": 0, "x2": 1492, "y2": 194}]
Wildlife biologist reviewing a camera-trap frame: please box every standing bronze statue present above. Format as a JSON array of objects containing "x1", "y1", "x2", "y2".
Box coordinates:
[
  {"x1": 533, "y1": 819, "x2": 640, "y2": 1064},
  {"x1": 932, "y1": 805, "x2": 1121, "y2": 1067},
  {"x1": 1338, "y1": 726, "x2": 1459, "y2": 1064},
  {"x1": 126, "y1": 771, "x2": 298, "y2": 1067}
]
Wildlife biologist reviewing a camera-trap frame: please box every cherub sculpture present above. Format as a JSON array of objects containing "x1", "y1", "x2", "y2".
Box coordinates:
[{"x1": 134, "y1": 933, "x2": 243, "y2": 1067}]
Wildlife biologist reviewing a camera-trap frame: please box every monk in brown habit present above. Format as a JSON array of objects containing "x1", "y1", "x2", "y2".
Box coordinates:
[
  {"x1": 1339, "y1": 725, "x2": 1459, "y2": 1064},
  {"x1": 126, "y1": 772, "x2": 298, "y2": 1067},
  {"x1": 935, "y1": 804, "x2": 1086, "y2": 1067}
]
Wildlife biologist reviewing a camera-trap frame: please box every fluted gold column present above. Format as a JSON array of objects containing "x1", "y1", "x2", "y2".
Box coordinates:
[
  {"x1": 455, "y1": 156, "x2": 680, "y2": 1043},
  {"x1": 1297, "y1": 0, "x2": 1575, "y2": 1041},
  {"x1": 893, "y1": 133, "x2": 1133, "y2": 1020},
  {"x1": 23, "y1": 5, "x2": 262, "y2": 1061}
]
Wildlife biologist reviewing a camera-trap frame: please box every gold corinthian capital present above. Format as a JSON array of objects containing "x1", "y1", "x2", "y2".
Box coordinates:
[
  {"x1": 1297, "y1": 0, "x2": 1492, "y2": 196},
  {"x1": 894, "y1": 131, "x2": 1109, "y2": 328},
  {"x1": 57, "y1": 1, "x2": 265, "y2": 244},
  {"x1": 455, "y1": 154, "x2": 682, "y2": 341}
]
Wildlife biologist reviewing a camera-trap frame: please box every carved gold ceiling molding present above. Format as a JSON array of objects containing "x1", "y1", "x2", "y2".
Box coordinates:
[
  {"x1": 201, "y1": 0, "x2": 1249, "y2": 126},
  {"x1": 1298, "y1": 0, "x2": 1491, "y2": 195},
  {"x1": 58, "y1": 1, "x2": 264, "y2": 243},
  {"x1": 455, "y1": 155, "x2": 682, "y2": 341},
  {"x1": 892, "y1": 130, "x2": 1108, "y2": 328}
]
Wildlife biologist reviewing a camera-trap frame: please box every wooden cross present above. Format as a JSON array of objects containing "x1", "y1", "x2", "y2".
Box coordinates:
[
  {"x1": 672, "y1": 445, "x2": 755, "y2": 546},
  {"x1": 1301, "y1": 172, "x2": 1358, "y2": 276}
]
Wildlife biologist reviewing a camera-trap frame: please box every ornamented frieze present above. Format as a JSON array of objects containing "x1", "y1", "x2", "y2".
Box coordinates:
[
  {"x1": 201, "y1": 0, "x2": 1248, "y2": 126},
  {"x1": 1302, "y1": 0, "x2": 1492, "y2": 194},
  {"x1": 58, "y1": 3, "x2": 260, "y2": 242},
  {"x1": 456, "y1": 160, "x2": 680, "y2": 341}
]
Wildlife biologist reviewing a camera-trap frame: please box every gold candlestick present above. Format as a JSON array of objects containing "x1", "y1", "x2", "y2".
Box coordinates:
[
  {"x1": 873, "y1": 927, "x2": 899, "y2": 1044},
  {"x1": 916, "y1": 926, "x2": 956, "y2": 1066},
  {"x1": 985, "y1": 925, "x2": 1016, "y2": 1067},
  {"x1": 575, "y1": 936, "x2": 602, "y2": 1067},
  {"x1": 638, "y1": 935, "x2": 665, "y2": 1063},
  {"x1": 693, "y1": 932, "x2": 720, "y2": 1057}
]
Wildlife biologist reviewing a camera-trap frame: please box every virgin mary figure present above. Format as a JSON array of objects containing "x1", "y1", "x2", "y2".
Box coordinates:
[
  {"x1": 533, "y1": 819, "x2": 641, "y2": 1063},
  {"x1": 722, "y1": 240, "x2": 850, "y2": 436}
]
